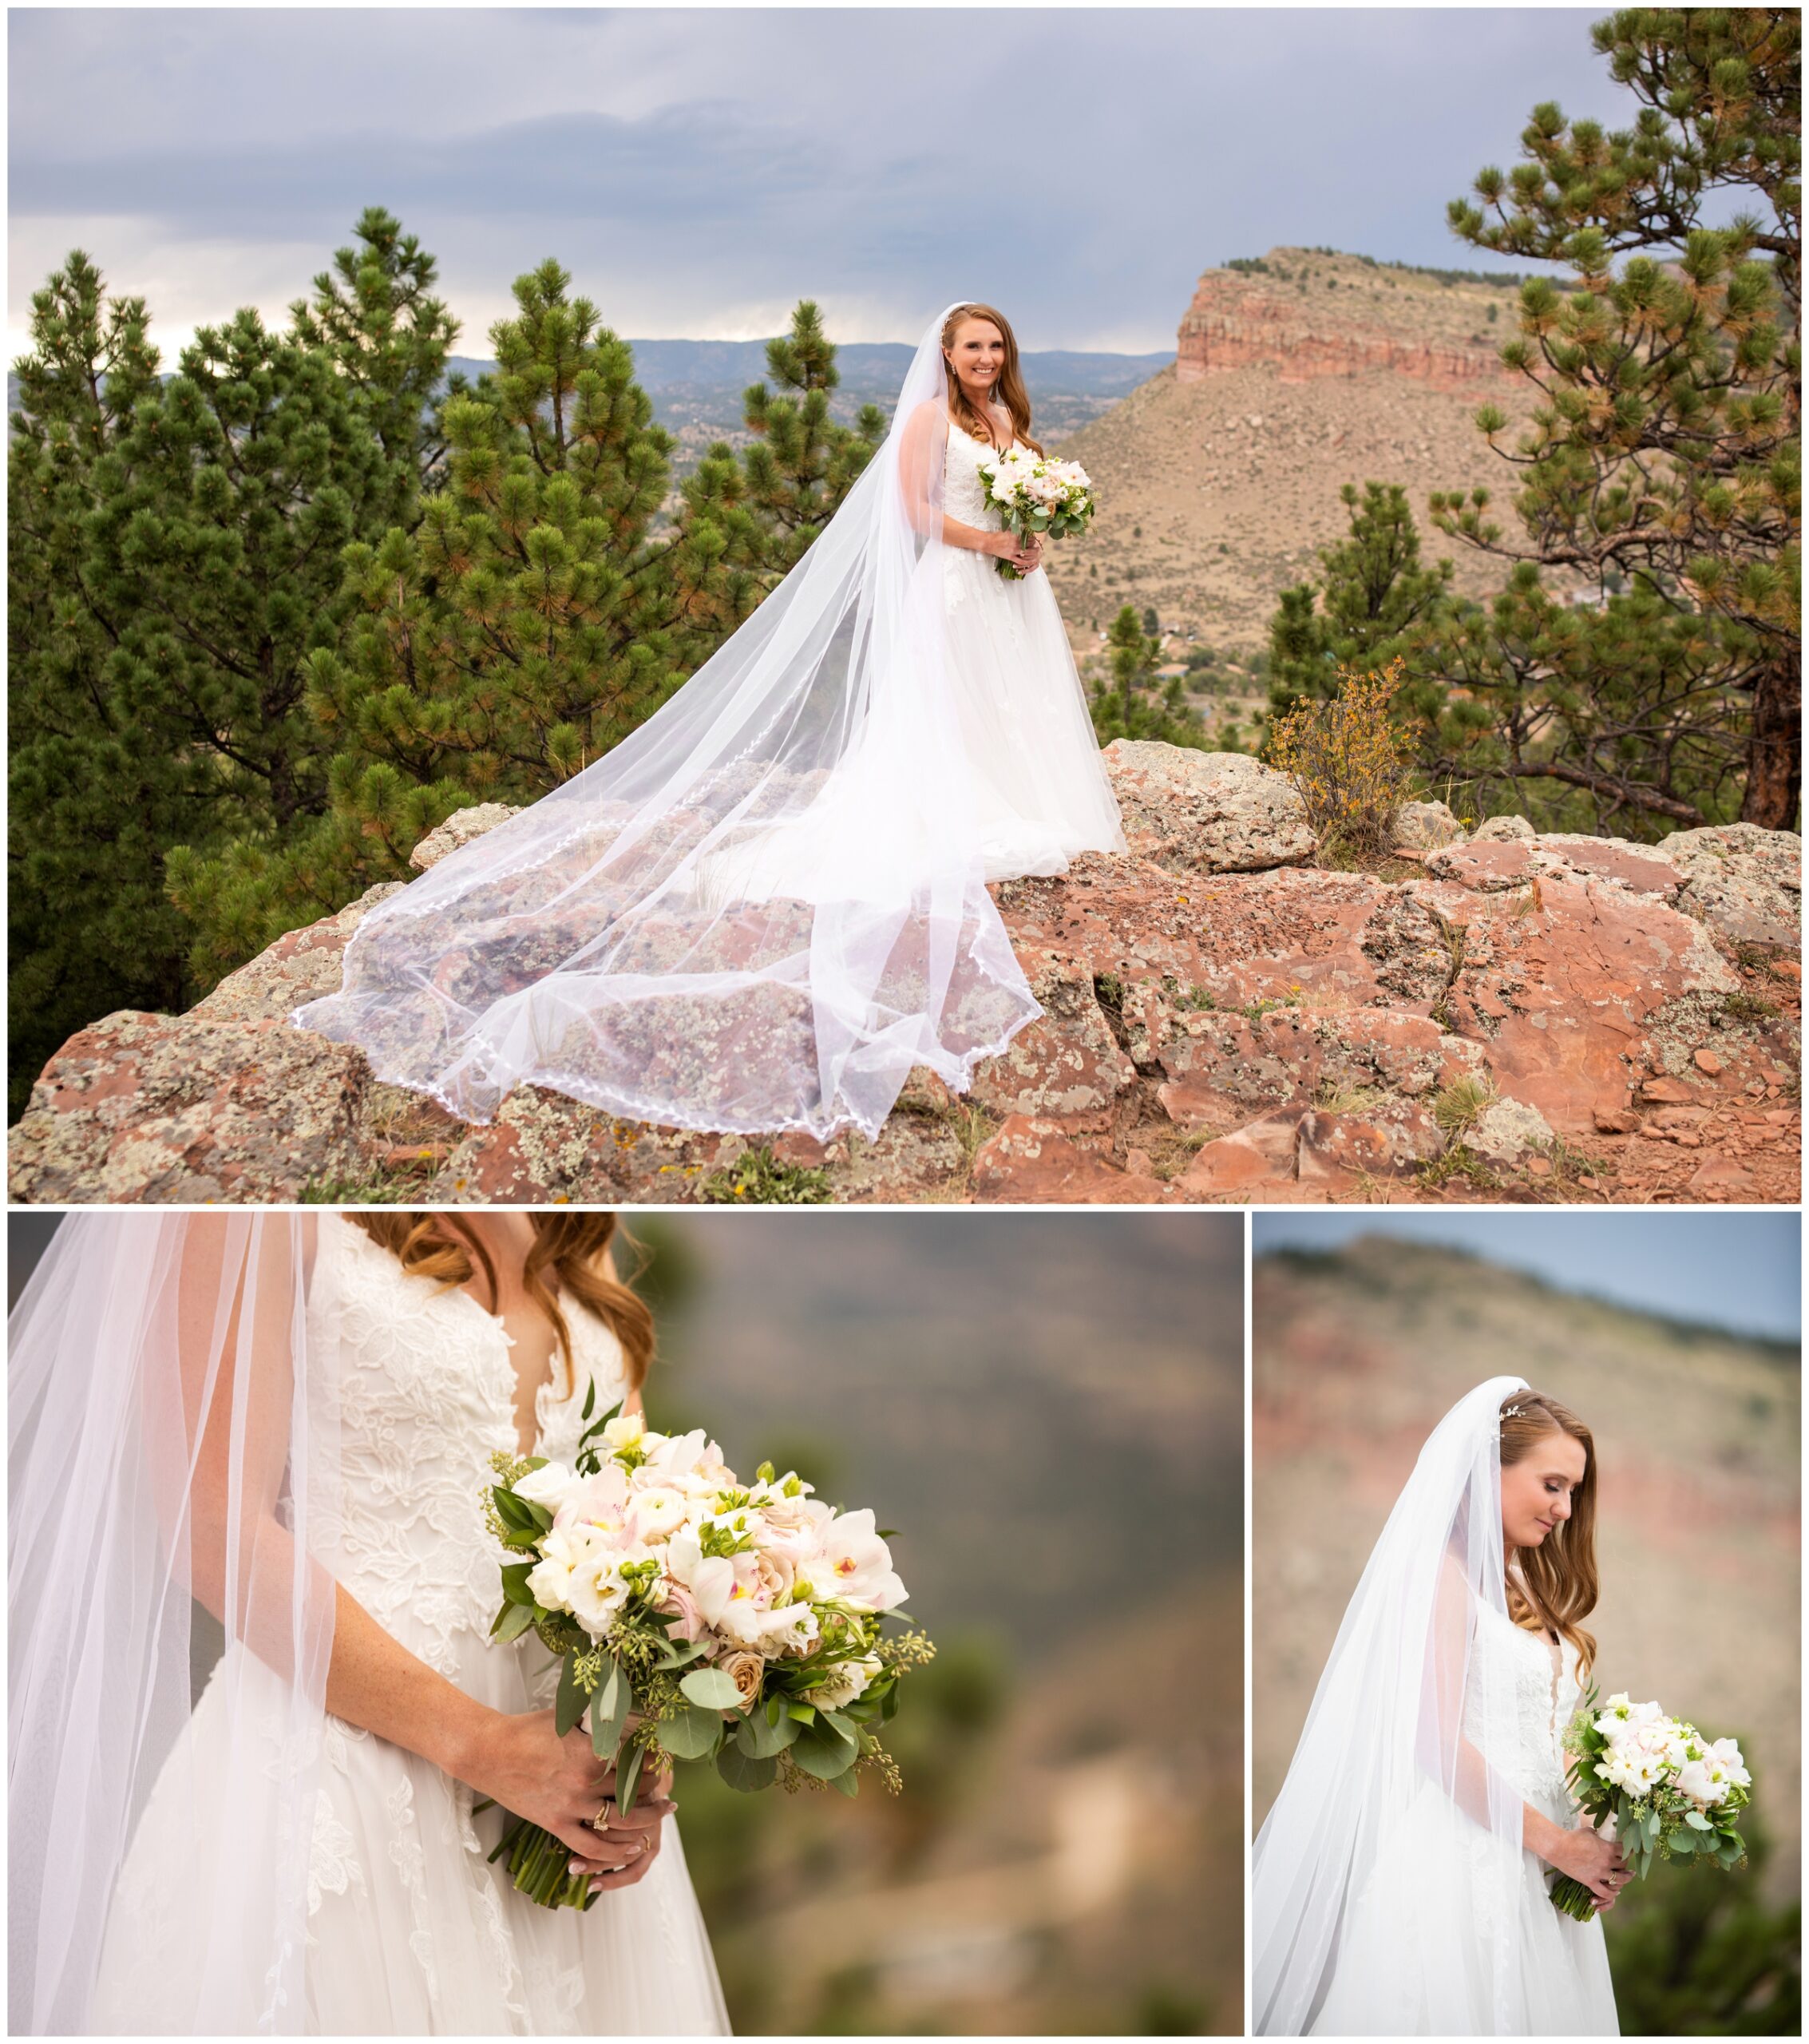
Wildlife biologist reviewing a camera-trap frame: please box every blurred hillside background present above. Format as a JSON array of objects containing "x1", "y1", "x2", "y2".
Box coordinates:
[
  {"x1": 8, "y1": 1210, "x2": 1244, "y2": 2035},
  {"x1": 1251, "y1": 1211, "x2": 1800, "y2": 2034},
  {"x1": 631, "y1": 1210, "x2": 1244, "y2": 2035}
]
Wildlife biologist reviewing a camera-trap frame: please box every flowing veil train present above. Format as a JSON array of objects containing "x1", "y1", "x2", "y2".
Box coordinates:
[{"x1": 294, "y1": 303, "x2": 1095, "y2": 1137}]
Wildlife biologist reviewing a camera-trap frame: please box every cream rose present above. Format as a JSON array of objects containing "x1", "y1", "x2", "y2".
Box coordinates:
[{"x1": 717, "y1": 1648, "x2": 766, "y2": 1711}]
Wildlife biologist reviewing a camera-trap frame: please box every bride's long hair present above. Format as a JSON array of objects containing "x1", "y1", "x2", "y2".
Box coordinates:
[
  {"x1": 941, "y1": 302, "x2": 1045, "y2": 455},
  {"x1": 1500, "y1": 1389, "x2": 1597, "y2": 1676},
  {"x1": 352, "y1": 1214, "x2": 652, "y2": 1394}
]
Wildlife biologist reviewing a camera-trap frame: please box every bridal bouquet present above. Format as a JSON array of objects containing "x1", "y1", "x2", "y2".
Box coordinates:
[
  {"x1": 482, "y1": 1390, "x2": 934, "y2": 1908},
  {"x1": 1553, "y1": 1687, "x2": 1752, "y2": 1921},
  {"x1": 976, "y1": 446, "x2": 1095, "y2": 579}
]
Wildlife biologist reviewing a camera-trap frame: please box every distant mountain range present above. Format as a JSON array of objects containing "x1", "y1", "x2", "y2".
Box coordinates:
[
  {"x1": 7, "y1": 339, "x2": 1172, "y2": 451},
  {"x1": 461, "y1": 340, "x2": 1175, "y2": 441}
]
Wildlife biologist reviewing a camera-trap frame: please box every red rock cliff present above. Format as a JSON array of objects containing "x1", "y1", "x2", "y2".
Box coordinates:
[{"x1": 1177, "y1": 259, "x2": 1522, "y2": 393}]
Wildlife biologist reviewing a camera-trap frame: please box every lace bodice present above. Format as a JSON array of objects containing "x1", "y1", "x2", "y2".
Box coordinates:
[
  {"x1": 1466, "y1": 1602, "x2": 1585, "y2": 1828},
  {"x1": 303, "y1": 1214, "x2": 630, "y2": 1678},
  {"x1": 942, "y1": 418, "x2": 1018, "y2": 526}
]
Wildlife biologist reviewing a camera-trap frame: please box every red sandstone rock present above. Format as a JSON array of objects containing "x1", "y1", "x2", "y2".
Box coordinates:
[{"x1": 970, "y1": 1116, "x2": 1158, "y2": 1204}]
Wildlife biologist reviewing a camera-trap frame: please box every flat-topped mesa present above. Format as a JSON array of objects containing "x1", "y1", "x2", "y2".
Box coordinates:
[{"x1": 1176, "y1": 252, "x2": 1524, "y2": 394}]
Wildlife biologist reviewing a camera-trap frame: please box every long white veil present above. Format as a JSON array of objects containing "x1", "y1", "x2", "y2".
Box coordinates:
[
  {"x1": 293, "y1": 304, "x2": 1044, "y2": 1135},
  {"x1": 10, "y1": 1214, "x2": 337, "y2": 2034},
  {"x1": 1252, "y1": 1375, "x2": 1534, "y2": 2035}
]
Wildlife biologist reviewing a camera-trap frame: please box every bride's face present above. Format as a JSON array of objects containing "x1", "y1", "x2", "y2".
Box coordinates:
[
  {"x1": 1500, "y1": 1428, "x2": 1589, "y2": 1551},
  {"x1": 945, "y1": 318, "x2": 1006, "y2": 395}
]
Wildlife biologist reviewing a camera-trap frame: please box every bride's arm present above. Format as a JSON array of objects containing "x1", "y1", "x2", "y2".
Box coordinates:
[
  {"x1": 1428, "y1": 1559, "x2": 1626, "y2": 1907},
  {"x1": 178, "y1": 1220, "x2": 669, "y2": 1891},
  {"x1": 898, "y1": 400, "x2": 1029, "y2": 561}
]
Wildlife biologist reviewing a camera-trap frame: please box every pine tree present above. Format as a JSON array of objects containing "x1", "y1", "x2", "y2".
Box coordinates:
[
  {"x1": 9, "y1": 252, "x2": 174, "y2": 1111},
  {"x1": 287, "y1": 204, "x2": 462, "y2": 481},
  {"x1": 10, "y1": 252, "x2": 414, "y2": 1106},
  {"x1": 1267, "y1": 481, "x2": 1457, "y2": 715},
  {"x1": 168, "y1": 279, "x2": 887, "y2": 976},
  {"x1": 737, "y1": 299, "x2": 887, "y2": 579},
  {"x1": 1090, "y1": 604, "x2": 1205, "y2": 746},
  {"x1": 1438, "y1": 6, "x2": 1801, "y2": 826}
]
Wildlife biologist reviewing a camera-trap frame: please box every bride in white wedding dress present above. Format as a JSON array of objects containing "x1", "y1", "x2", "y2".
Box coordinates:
[
  {"x1": 1253, "y1": 1378, "x2": 1624, "y2": 2037},
  {"x1": 291, "y1": 303, "x2": 1124, "y2": 1139},
  {"x1": 10, "y1": 1212, "x2": 729, "y2": 2036}
]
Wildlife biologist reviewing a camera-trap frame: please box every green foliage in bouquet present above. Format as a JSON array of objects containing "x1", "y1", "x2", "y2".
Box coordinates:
[{"x1": 480, "y1": 1383, "x2": 932, "y2": 1910}]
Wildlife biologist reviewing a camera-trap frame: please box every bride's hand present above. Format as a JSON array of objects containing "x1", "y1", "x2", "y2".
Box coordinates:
[
  {"x1": 1543, "y1": 1819, "x2": 1629, "y2": 1909},
  {"x1": 457, "y1": 1707, "x2": 675, "y2": 1870},
  {"x1": 585, "y1": 1757, "x2": 674, "y2": 1895},
  {"x1": 1014, "y1": 537, "x2": 1045, "y2": 574}
]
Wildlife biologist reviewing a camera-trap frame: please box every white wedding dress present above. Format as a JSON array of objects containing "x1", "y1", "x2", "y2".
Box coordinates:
[
  {"x1": 88, "y1": 1214, "x2": 730, "y2": 2036},
  {"x1": 933, "y1": 422, "x2": 1125, "y2": 877},
  {"x1": 1309, "y1": 1600, "x2": 1618, "y2": 2036}
]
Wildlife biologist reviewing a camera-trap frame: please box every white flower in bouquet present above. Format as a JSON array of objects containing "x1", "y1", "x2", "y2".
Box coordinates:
[
  {"x1": 798, "y1": 1507, "x2": 908, "y2": 1611},
  {"x1": 806, "y1": 1653, "x2": 884, "y2": 1709}
]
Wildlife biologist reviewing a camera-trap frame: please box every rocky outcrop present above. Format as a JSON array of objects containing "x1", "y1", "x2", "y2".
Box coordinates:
[
  {"x1": 9, "y1": 752, "x2": 1800, "y2": 1206},
  {"x1": 1103, "y1": 742, "x2": 1316, "y2": 872},
  {"x1": 1176, "y1": 259, "x2": 1521, "y2": 393}
]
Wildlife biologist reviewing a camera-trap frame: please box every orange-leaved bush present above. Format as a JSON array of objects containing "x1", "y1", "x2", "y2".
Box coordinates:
[{"x1": 1266, "y1": 656, "x2": 1417, "y2": 859}]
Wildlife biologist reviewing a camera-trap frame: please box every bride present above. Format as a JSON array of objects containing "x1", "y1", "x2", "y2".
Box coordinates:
[
  {"x1": 9, "y1": 1210, "x2": 730, "y2": 2035},
  {"x1": 291, "y1": 303, "x2": 1125, "y2": 1138},
  {"x1": 1253, "y1": 1377, "x2": 1624, "y2": 2036}
]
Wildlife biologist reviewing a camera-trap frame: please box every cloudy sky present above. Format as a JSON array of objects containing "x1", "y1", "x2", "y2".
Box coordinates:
[
  {"x1": 10, "y1": 7, "x2": 1621, "y2": 365},
  {"x1": 1253, "y1": 1212, "x2": 1804, "y2": 1342}
]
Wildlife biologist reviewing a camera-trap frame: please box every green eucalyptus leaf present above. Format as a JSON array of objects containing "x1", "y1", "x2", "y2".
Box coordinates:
[
  {"x1": 555, "y1": 1655, "x2": 588, "y2": 1738},
  {"x1": 590, "y1": 1662, "x2": 629, "y2": 1760},
  {"x1": 716, "y1": 1744, "x2": 779, "y2": 1793},
  {"x1": 736, "y1": 1702, "x2": 798, "y2": 1759},
  {"x1": 616, "y1": 1740, "x2": 644, "y2": 1815},
  {"x1": 491, "y1": 1601, "x2": 536, "y2": 1643},
  {"x1": 679, "y1": 1667, "x2": 744, "y2": 1711},
  {"x1": 660, "y1": 1705, "x2": 722, "y2": 1761}
]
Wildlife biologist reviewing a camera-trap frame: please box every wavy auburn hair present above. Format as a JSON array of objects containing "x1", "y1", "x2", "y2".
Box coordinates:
[
  {"x1": 351, "y1": 1214, "x2": 651, "y2": 1396},
  {"x1": 1500, "y1": 1389, "x2": 1597, "y2": 1678},
  {"x1": 940, "y1": 303, "x2": 1044, "y2": 457}
]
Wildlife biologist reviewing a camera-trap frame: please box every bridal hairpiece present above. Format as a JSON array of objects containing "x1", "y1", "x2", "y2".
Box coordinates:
[{"x1": 1501, "y1": 1401, "x2": 1530, "y2": 1419}]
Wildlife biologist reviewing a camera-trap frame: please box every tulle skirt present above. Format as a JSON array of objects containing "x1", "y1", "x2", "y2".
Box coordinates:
[
  {"x1": 1308, "y1": 1781, "x2": 1618, "y2": 2036},
  {"x1": 937, "y1": 545, "x2": 1125, "y2": 878},
  {"x1": 89, "y1": 1637, "x2": 729, "y2": 2035}
]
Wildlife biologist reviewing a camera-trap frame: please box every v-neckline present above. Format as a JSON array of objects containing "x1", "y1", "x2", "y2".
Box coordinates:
[
  {"x1": 446, "y1": 1278, "x2": 571, "y2": 1462},
  {"x1": 950, "y1": 408, "x2": 1014, "y2": 454}
]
